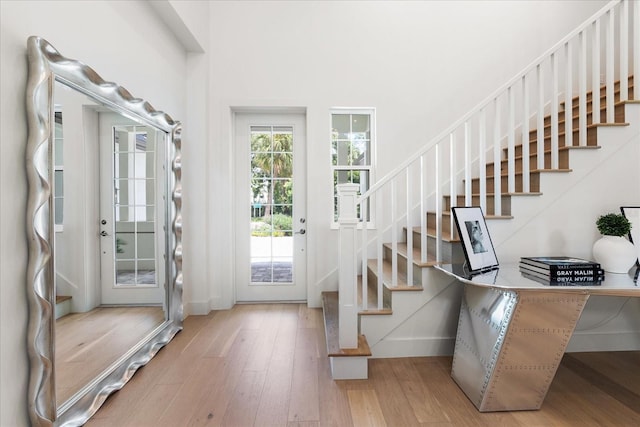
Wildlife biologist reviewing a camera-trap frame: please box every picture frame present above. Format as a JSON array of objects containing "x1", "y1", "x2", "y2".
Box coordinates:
[
  {"x1": 452, "y1": 206, "x2": 499, "y2": 272},
  {"x1": 620, "y1": 206, "x2": 640, "y2": 266}
]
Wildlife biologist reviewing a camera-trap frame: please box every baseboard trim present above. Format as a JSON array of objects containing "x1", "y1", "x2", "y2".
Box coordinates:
[
  {"x1": 370, "y1": 336, "x2": 456, "y2": 358},
  {"x1": 367, "y1": 333, "x2": 640, "y2": 358},
  {"x1": 184, "y1": 300, "x2": 210, "y2": 316},
  {"x1": 567, "y1": 331, "x2": 640, "y2": 352}
]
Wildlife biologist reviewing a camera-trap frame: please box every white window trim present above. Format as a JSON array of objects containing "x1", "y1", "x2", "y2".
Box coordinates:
[{"x1": 330, "y1": 107, "x2": 376, "y2": 229}]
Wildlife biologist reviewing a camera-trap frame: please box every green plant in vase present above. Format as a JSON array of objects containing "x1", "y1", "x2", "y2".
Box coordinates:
[
  {"x1": 593, "y1": 212, "x2": 635, "y2": 273},
  {"x1": 596, "y1": 213, "x2": 631, "y2": 236}
]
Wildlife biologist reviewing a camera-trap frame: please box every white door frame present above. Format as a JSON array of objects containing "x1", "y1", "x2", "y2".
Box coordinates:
[{"x1": 233, "y1": 109, "x2": 307, "y2": 302}]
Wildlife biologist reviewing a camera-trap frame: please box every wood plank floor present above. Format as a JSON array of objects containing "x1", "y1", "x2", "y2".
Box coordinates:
[{"x1": 86, "y1": 304, "x2": 640, "y2": 426}]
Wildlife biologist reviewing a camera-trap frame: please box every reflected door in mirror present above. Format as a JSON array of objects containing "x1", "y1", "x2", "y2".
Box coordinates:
[{"x1": 100, "y1": 117, "x2": 166, "y2": 305}]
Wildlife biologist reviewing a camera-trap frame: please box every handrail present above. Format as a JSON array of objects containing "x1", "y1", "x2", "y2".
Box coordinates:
[{"x1": 358, "y1": 0, "x2": 620, "y2": 202}]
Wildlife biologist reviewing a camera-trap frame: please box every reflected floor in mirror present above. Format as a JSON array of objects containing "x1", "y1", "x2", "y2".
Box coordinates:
[{"x1": 55, "y1": 306, "x2": 165, "y2": 406}]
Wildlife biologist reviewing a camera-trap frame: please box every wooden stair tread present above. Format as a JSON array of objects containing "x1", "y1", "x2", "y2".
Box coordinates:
[
  {"x1": 588, "y1": 122, "x2": 629, "y2": 128},
  {"x1": 480, "y1": 192, "x2": 541, "y2": 197},
  {"x1": 56, "y1": 295, "x2": 72, "y2": 304},
  {"x1": 382, "y1": 242, "x2": 437, "y2": 267},
  {"x1": 487, "y1": 168, "x2": 572, "y2": 178},
  {"x1": 510, "y1": 144, "x2": 601, "y2": 157},
  {"x1": 366, "y1": 259, "x2": 425, "y2": 290},
  {"x1": 321, "y1": 291, "x2": 372, "y2": 357},
  {"x1": 437, "y1": 211, "x2": 513, "y2": 220},
  {"x1": 410, "y1": 226, "x2": 460, "y2": 243},
  {"x1": 445, "y1": 192, "x2": 542, "y2": 197}
]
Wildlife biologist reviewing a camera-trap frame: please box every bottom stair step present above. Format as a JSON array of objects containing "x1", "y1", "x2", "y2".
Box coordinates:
[
  {"x1": 55, "y1": 295, "x2": 72, "y2": 320},
  {"x1": 321, "y1": 291, "x2": 371, "y2": 357}
]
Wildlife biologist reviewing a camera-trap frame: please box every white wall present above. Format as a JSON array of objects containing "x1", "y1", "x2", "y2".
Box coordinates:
[
  {"x1": 0, "y1": 0, "x2": 625, "y2": 424},
  {"x1": 0, "y1": 1, "x2": 190, "y2": 425},
  {"x1": 205, "y1": 0, "x2": 610, "y2": 310}
]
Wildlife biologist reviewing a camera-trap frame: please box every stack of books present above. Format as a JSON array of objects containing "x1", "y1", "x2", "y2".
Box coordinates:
[{"x1": 519, "y1": 256, "x2": 604, "y2": 286}]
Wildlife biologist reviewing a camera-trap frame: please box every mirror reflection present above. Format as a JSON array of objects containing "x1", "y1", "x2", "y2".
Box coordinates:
[{"x1": 52, "y1": 81, "x2": 167, "y2": 406}]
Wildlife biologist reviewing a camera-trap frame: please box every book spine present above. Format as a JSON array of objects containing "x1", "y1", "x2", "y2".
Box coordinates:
[
  {"x1": 549, "y1": 264, "x2": 601, "y2": 273},
  {"x1": 520, "y1": 258, "x2": 602, "y2": 270},
  {"x1": 521, "y1": 272, "x2": 603, "y2": 286},
  {"x1": 519, "y1": 260, "x2": 601, "y2": 273},
  {"x1": 519, "y1": 265, "x2": 603, "y2": 280}
]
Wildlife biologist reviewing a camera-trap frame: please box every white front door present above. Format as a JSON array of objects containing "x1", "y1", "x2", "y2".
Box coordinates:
[
  {"x1": 99, "y1": 113, "x2": 166, "y2": 306},
  {"x1": 234, "y1": 112, "x2": 307, "y2": 302}
]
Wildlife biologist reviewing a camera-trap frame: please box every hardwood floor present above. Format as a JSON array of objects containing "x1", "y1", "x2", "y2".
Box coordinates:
[{"x1": 86, "y1": 304, "x2": 640, "y2": 426}]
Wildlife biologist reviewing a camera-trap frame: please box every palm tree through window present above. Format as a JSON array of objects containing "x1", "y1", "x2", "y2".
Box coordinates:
[{"x1": 250, "y1": 126, "x2": 294, "y2": 283}]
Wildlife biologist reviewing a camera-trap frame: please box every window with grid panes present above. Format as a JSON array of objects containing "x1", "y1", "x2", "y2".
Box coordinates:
[{"x1": 331, "y1": 109, "x2": 374, "y2": 224}]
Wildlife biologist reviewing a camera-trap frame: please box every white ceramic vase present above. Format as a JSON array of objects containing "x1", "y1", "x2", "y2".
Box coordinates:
[{"x1": 592, "y1": 235, "x2": 637, "y2": 274}]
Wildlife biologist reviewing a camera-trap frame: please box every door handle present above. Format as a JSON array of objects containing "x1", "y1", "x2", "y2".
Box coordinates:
[{"x1": 295, "y1": 229, "x2": 306, "y2": 235}]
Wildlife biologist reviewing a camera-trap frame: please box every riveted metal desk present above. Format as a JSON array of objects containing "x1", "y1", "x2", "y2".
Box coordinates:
[{"x1": 436, "y1": 263, "x2": 640, "y2": 412}]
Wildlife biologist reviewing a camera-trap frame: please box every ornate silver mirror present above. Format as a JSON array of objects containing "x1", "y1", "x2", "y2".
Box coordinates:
[{"x1": 25, "y1": 36, "x2": 183, "y2": 426}]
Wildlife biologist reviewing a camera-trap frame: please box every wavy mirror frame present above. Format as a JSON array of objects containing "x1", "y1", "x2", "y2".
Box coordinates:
[{"x1": 25, "y1": 36, "x2": 183, "y2": 426}]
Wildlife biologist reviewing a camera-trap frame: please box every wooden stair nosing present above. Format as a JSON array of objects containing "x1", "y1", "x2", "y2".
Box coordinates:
[
  {"x1": 410, "y1": 226, "x2": 461, "y2": 243},
  {"x1": 448, "y1": 191, "x2": 542, "y2": 199},
  {"x1": 429, "y1": 211, "x2": 514, "y2": 221},
  {"x1": 56, "y1": 295, "x2": 72, "y2": 304},
  {"x1": 382, "y1": 242, "x2": 437, "y2": 268},
  {"x1": 587, "y1": 122, "x2": 629, "y2": 129},
  {"x1": 366, "y1": 259, "x2": 425, "y2": 290},
  {"x1": 444, "y1": 191, "x2": 543, "y2": 199},
  {"x1": 321, "y1": 291, "x2": 372, "y2": 357},
  {"x1": 480, "y1": 168, "x2": 573, "y2": 179}
]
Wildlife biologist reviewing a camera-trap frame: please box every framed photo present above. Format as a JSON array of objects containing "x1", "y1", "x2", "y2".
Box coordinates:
[
  {"x1": 620, "y1": 206, "x2": 640, "y2": 266},
  {"x1": 452, "y1": 206, "x2": 499, "y2": 272}
]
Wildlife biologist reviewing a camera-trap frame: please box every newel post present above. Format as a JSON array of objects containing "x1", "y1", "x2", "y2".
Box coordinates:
[{"x1": 337, "y1": 183, "x2": 359, "y2": 349}]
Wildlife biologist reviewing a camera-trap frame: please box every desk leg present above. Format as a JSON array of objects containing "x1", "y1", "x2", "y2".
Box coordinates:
[{"x1": 451, "y1": 284, "x2": 589, "y2": 411}]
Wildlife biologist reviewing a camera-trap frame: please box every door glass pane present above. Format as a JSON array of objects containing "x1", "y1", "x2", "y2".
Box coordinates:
[
  {"x1": 250, "y1": 125, "x2": 294, "y2": 284},
  {"x1": 113, "y1": 125, "x2": 157, "y2": 286}
]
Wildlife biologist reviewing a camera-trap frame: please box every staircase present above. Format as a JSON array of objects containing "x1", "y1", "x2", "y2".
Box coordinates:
[{"x1": 324, "y1": 0, "x2": 640, "y2": 380}]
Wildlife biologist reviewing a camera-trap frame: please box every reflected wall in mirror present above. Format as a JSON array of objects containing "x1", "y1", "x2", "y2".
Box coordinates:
[{"x1": 26, "y1": 36, "x2": 183, "y2": 426}]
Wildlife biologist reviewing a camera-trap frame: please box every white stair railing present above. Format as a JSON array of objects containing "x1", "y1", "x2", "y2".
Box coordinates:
[{"x1": 337, "y1": 0, "x2": 638, "y2": 349}]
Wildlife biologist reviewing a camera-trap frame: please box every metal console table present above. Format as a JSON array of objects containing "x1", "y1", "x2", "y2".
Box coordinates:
[{"x1": 436, "y1": 263, "x2": 639, "y2": 412}]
